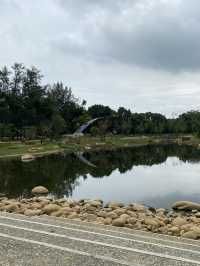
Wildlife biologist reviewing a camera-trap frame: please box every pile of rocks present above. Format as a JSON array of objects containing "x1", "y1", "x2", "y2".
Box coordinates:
[{"x1": 1, "y1": 186, "x2": 200, "y2": 240}]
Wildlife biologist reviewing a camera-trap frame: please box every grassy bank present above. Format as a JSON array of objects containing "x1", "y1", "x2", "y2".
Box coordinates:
[
  {"x1": 0, "y1": 134, "x2": 199, "y2": 159},
  {"x1": 0, "y1": 141, "x2": 62, "y2": 159}
]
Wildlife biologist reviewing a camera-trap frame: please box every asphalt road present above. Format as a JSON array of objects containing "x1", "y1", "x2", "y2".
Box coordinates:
[{"x1": 0, "y1": 212, "x2": 200, "y2": 265}]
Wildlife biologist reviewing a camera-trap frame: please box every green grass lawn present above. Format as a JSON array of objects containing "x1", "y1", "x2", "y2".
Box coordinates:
[
  {"x1": 0, "y1": 141, "x2": 61, "y2": 158},
  {"x1": 0, "y1": 134, "x2": 197, "y2": 159}
]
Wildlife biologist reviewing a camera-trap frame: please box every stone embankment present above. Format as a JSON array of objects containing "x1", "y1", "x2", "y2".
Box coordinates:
[{"x1": 1, "y1": 186, "x2": 200, "y2": 240}]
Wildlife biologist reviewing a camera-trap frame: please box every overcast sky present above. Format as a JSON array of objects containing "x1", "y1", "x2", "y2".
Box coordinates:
[{"x1": 0, "y1": 0, "x2": 200, "y2": 116}]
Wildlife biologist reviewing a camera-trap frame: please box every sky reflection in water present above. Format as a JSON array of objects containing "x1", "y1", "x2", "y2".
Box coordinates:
[
  {"x1": 1, "y1": 144, "x2": 200, "y2": 208},
  {"x1": 72, "y1": 156, "x2": 200, "y2": 208}
]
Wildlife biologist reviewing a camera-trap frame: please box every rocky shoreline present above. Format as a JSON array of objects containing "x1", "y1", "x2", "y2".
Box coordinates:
[{"x1": 1, "y1": 191, "x2": 200, "y2": 240}]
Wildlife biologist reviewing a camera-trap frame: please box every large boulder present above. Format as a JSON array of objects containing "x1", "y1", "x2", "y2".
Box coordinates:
[
  {"x1": 50, "y1": 210, "x2": 63, "y2": 217},
  {"x1": 60, "y1": 207, "x2": 73, "y2": 216},
  {"x1": 21, "y1": 154, "x2": 35, "y2": 162},
  {"x1": 104, "y1": 217, "x2": 112, "y2": 225},
  {"x1": 172, "y1": 217, "x2": 188, "y2": 226},
  {"x1": 95, "y1": 217, "x2": 105, "y2": 224},
  {"x1": 126, "y1": 210, "x2": 137, "y2": 218},
  {"x1": 130, "y1": 203, "x2": 146, "y2": 212},
  {"x1": 83, "y1": 204, "x2": 97, "y2": 213},
  {"x1": 107, "y1": 211, "x2": 118, "y2": 220},
  {"x1": 119, "y1": 214, "x2": 130, "y2": 222},
  {"x1": 172, "y1": 201, "x2": 200, "y2": 211},
  {"x1": 127, "y1": 217, "x2": 137, "y2": 225},
  {"x1": 169, "y1": 226, "x2": 180, "y2": 235},
  {"x1": 24, "y1": 209, "x2": 42, "y2": 216},
  {"x1": 88, "y1": 200, "x2": 102, "y2": 208},
  {"x1": 107, "y1": 202, "x2": 124, "y2": 209},
  {"x1": 84, "y1": 213, "x2": 97, "y2": 222},
  {"x1": 114, "y1": 208, "x2": 126, "y2": 216},
  {"x1": 98, "y1": 210, "x2": 108, "y2": 218},
  {"x1": 29, "y1": 203, "x2": 42, "y2": 210},
  {"x1": 43, "y1": 204, "x2": 60, "y2": 214},
  {"x1": 112, "y1": 218, "x2": 126, "y2": 227},
  {"x1": 144, "y1": 217, "x2": 160, "y2": 227},
  {"x1": 181, "y1": 229, "x2": 200, "y2": 240},
  {"x1": 68, "y1": 212, "x2": 80, "y2": 219},
  {"x1": 180, "y1": 223, "x2": 193, "y2": 232},
  {"x1": 31, "y1": 186, "x2": 49, "y2": 195},
  {"x1": 0, "y1": 203, "x2": 19, "y2": 213}
]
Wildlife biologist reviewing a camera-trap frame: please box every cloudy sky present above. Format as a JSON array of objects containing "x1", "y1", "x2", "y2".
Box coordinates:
[{"x1": 0, "y1": 0, "x2": 200, "y2": 116}]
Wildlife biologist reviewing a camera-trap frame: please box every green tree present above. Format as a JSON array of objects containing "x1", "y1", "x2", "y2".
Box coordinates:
[
  {"x1": 51, "y1": 115, "x2": 66, "y2": 138},
  {"x1": 88, "y1": 104, "x2": 113, "y2": 118}
]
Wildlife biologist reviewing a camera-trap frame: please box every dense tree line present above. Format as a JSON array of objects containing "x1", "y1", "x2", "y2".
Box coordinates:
[
  {"x1": 0, "y1": 63, "x2": 200, "y2": 139},
  {"x1": 0, "y1": 63, "x2": 87, "y2": 139}
]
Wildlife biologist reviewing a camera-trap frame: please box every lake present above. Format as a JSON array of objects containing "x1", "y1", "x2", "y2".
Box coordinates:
[{"x1": 1, "y1": 144, "x2": 200, "y2": 208}]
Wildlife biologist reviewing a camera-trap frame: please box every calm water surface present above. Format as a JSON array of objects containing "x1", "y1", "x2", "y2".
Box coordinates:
[{"x1": 1, "y1": 144, "x2": 200, "y2": 208}]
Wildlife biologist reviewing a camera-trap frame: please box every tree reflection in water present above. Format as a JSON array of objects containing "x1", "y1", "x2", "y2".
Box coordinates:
[{"x1": 0, "y1": 144, "x2": 200, "y2": 198}]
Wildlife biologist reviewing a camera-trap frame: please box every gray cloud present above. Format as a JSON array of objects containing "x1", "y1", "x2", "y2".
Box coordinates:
[
  {"x1": 53, "y1": 0, "x2": 200, "y2": 72},
  {"x1": 2, "y1": 0, "x2": 200, "y2": 72},
  {"x1": 0, "y1": 0, "x2": 200, "y2": 115}
]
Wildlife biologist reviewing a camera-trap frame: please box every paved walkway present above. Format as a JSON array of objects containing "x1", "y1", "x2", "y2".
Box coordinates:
[{"x1": 0, "y1": 212, "x2": 200, "y2": 265}]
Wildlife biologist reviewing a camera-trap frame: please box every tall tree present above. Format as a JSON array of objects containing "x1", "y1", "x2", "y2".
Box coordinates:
[
  {"x1": 0, "y1": 66, "x2": 10, "y2": 93},
  {"x1": 11, "y1": 63, "x2": 25, "y2": 95}
]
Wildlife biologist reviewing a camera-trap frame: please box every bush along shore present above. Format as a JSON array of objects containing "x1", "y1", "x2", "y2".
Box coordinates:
[{"x1": 1, "y1": 187, "x2": 200, "y2": 240}]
